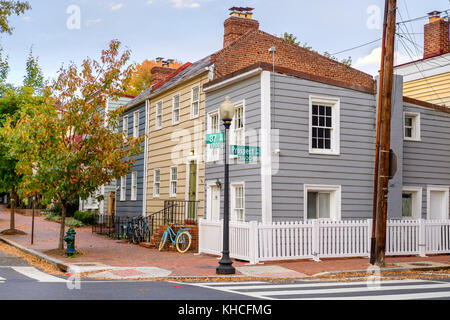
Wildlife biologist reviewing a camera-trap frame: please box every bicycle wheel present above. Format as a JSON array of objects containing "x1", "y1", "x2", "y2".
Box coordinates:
[
  {"x1": 158, "y1": 231, "x2": 168, "y2": 251},
  {"x1": 176, "y1": 232, "x2": 191, "y2": 253}
]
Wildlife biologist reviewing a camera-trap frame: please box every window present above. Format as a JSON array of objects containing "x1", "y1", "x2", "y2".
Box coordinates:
[
  {"x1": 172, "y1": 94, "x2": 180, "y2": 125},
  {"x1": 230, "y1": 101, "x2": 245, "y2": 148},
  {"x1": 401, "y1": 186, "x2": 422, "y2": 220},
  {"x1": 153, "y1": 169, "x2": 160, "y2": 197},
  {"x1": 207, "y1": 111, "x2": 220, "y2": 162},
  {"x1": 155, "y1": 101, "x2": 163, "y2": 129},
  {"x1": 191, "y1": 86, "x2": 200, "y2": 118},
  {"x1": 131, "y1": 172, "x2": 137, "y2": 201},
  {"x1": 232, "y1": 184, "x2": 245, "y2": 222},
  {"x1": 170, "y1": 166, "x2": 178, "y2": 197},
  {"x1": 304, "y1": 184, "x2": 341, "y2": 220},
  {"x1": 309, "y1": 96, "x2": 340, "y2": 155},
  {"x1": 404, "y1": 112, "x2": 420, "y2": 141},
  {"x1": 123, "y1": 115, "x2": 128, "y2": 138},
  {"x1": 133, "y1": 111, "x2": 139, "y2": 138},
  {"x1": 120, "y1": 176, "x2": 126, "y2": 201}
]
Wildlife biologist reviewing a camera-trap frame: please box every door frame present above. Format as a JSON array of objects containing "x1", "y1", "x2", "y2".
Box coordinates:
[
  {"x1": 185, "y1": 155, "x2": 200, "y2": 203},
  {"x1": 426, "y1": 185, "x2": 449, "y2": 220},
  {"x1": 206, "y1": 180, "x2": 220, "y2": 221}
]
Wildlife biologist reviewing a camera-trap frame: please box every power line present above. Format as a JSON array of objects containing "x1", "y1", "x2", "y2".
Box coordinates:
[{"x1": 331, "y1": 38, "x2": 382, "y2": 56}]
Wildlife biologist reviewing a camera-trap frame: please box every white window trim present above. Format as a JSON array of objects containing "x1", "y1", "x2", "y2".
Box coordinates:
[
  {"x1": 153, "y1": 168, "x2": 161, "y2": 198},
  {"x1": 155, "y1": 100, "x2": 163, "y2": 130},
  {"x1": 402, "y1": 186, "x2": 422, "y2": 219},
  {"x1": 169, "y1": 166, "x2": 178, "y2": 198},
  {"x1": 303, "y1": 184, "x2": 341, "y2": 221},
  {"x1": 133, "y1": 111, "x2": 139, "y2": 138},
  {"x1": 172, "y1": 93, "x2": 180, "y2": 125},
  {"x1": 231, "y1": 182, "x2": 245, "y2": 222},
  {"x1": 426, "y1": 185, "x2": 450, "y2": 220},
  {"x1": 230, "y1": 99, "x2": 245, "y2": 159},
  {"x1": 190, "y1": 85, "x2": 200, "y2": 119},
  {"x1": 207, "y1": 110, "x2": 221, "y2": 163},
  {"x1": 308, "y1": 95, "x2": 340, "y2": 155},
  {"x1": 403, "y1": 111, "x2": 421, "y2": 141},
  {"x1": 120, "y1": 176, "x2": 126, "y2": 201},
  {"x1": 123, "y1": 115, "x2": 129, "y2": 138},
  {"x1": 131, "y1": 172, "x2": 137, "y2": 201}
]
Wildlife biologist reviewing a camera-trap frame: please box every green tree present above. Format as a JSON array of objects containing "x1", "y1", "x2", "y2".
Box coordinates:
[
  {"x1": 0, "y1": 86, "x2": 42, "y2": 234},
  {"x1": 3, "y1": 40, "x2": 142, "y2": 249},
  {"x1": 23, "y1": 47, "x2": 45, "y2": 92},
  {"x1": 0, "y1": 1, "x2": 31, "y2": 35},
  {"x1": 323, "y1": 51, "x2": 352, "y2": 67}
]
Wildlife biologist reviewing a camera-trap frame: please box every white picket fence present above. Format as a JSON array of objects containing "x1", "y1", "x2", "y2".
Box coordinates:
[{"x1": 198, "y1": 218, "x2": 450, "y2": 264}]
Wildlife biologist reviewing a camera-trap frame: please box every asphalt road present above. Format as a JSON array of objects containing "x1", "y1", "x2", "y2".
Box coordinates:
[{"x1": 1, "y1": 250, "x2": 450, "y2": 301}]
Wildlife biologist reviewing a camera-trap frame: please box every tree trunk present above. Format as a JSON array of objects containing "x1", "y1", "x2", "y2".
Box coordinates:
[
  {"x1": 58, "y1": 201, "x2": 67, "y2": 250},
  {"x1": 9, "y1": 186, "x2": 16, "y2": 230}
]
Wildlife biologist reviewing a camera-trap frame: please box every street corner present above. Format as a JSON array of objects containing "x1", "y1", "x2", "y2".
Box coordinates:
[
  {"x1": 235, "y1": 265, "x2": 308, "y2": 279},
  {"x1": 84, "y1": 266, "x2": 173, "y2": 280}
]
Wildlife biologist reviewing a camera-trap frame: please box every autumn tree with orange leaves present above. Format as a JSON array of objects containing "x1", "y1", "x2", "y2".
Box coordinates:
[
  {"x1": 3, "y1": 40, "x2": 143, "y2": 250},
  {"x1": 127, "y1": 59, "x2": 181, "y2": 96}
]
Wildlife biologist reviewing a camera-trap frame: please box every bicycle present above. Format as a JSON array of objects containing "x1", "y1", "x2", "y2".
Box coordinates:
[{"x1": 158, "y1": 224, "x2": 192, "y2": 253}]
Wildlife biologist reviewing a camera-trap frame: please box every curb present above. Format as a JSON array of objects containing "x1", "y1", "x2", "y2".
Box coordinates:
[
  {"x1": 312, "y1": 265, "x2": 450, "y2": 277},
  {"x1": 0, "y1": 235, "x2": 70, "y2": 272}
]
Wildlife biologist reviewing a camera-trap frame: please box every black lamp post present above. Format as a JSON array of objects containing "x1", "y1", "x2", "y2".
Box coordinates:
[{"x1": 216, "y1": 96, "x2": 236, "y2": 275}]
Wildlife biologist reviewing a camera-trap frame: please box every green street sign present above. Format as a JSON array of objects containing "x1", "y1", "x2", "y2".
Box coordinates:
[
  {"x1": 230, "y1": 145, "x2": 260, "y2": 157},
  {"x1": 206, "y1": 133, "x2": 225, "y2": 144}
]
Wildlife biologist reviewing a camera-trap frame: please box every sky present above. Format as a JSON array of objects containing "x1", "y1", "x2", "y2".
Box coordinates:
[{"x1": 1, "y1": 0, "x2": 449, "y2": 86}]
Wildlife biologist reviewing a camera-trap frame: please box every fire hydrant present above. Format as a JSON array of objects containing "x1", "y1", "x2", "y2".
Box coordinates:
[{"x1": 64, "y1": 227, "x2": 76, "y2": 256}]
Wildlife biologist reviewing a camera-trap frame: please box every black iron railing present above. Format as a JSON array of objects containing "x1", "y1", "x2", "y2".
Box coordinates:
[{"x1": 92, "y1": 200, "x2": 198, "y2": 243}]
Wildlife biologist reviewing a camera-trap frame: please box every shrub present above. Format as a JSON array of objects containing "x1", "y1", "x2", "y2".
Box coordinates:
[
  {"x1": 74, "y1": 211, "x2": 94, "y2": 225},
  {"x1": 65, "y1": 218, "x2": 84, "y2": 228}
]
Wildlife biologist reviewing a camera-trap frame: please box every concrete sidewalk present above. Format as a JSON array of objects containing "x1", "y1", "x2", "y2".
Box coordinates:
[{"x1": 0, "y1": 205, "x2": 449, "y2": 280}]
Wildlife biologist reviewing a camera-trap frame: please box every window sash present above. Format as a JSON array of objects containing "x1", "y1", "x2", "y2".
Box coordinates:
[
  {"x1": 131, "y1": 172, "x2": 137, "y2": 201},
  {"x1": 170, "y1": 167, "x2": 177, "y2": 197},
  {"x1": 123, "y1": 116, "x2": 128, "y2": 138},
  {"x1": 402, "y1": 193, "x2": 413, "y2": 218},
  {"x1": 311, "y1": 104, "x2": 333, "y2": 150},
  {"x1": 307, "y1": 191, "x2": 331, "y2": 219},
  {"x1": 120, "y1": 176, "x2": 126, "y2": 201},
  {"x1": 172, "y1": 95, "x2": 180, "y2": 124},
  {"x1": 154, "y1": 169, "x2": 160, "y2": 197},
  {"x1": 233, "y1": 185, "x2": 245, "y2": 222},
  {"x1": 133, "y1": 112, "x2": 139, "y2": 138},
  {"x1": 156, "y1": 101, "x2": 163, "y2": 129},
  {"x1": 191, "y1": 86, "x2": 200, "y2": 118}
]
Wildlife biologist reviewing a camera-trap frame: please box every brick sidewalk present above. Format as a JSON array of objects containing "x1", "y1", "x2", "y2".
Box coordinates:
[{"x1": 0, "y1": 205, "x2": 449, "y2": 278}]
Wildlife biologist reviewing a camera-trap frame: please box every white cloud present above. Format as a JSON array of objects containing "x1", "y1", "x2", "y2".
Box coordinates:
[
  {"x1": 86, "y1": 18, "x2": 102, "y2": 26},
  {"x1": 111, "y1": 3, "x2": 124, "y2": 11},
  {"x1": 354, "y1": 47, "x2": 421, "y2": 69},
  {"x1": 170, "y1": 0, "x2": 200, "y2": 8},
  {"x1": 145, "y1": 0, "x2": 153, "y2": 5}
]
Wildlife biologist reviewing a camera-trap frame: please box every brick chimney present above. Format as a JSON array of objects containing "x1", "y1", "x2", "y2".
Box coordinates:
[
  {"x1": 151, "y1": 65, "x2": 176, "y2": 84},
  {"x1": 423, "y1": 11, "x2": 450, "y2": 59},
  {"x1": 223, "y1": 7, "x2": 259, "y2": 47}
]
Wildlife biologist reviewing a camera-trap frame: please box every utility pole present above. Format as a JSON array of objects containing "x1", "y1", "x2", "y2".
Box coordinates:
[
  {"x1": 370, "y1": 0, "x2": 389, "y2": 265},
  {"x1": 375, "y1": 0, "x2": 397, "y2": 266}
]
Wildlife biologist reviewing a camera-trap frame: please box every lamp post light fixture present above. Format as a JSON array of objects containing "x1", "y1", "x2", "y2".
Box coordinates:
[{"x1": 216, "y1": 96, "x2": 236, "y2": 275}]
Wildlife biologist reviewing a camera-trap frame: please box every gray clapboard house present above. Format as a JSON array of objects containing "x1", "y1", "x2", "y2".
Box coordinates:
[
  {"x1": 203, "y1": 64, "x2": 450, "y2": 224},
  {"x1": 115, "y1": 99, "x2": 149, "y2": 218},
  {"x1": 79, "y1": 95, "x2": 135, "y2": 216}
]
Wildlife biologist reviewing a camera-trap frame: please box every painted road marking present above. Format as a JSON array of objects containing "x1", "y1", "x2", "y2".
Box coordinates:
[{"x1": 11, "y1": 267, "x2": 67, "y2": 282}]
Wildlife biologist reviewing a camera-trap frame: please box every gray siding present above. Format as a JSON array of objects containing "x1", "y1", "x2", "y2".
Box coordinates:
[
  {"x1": 205, "y1": 75, "x2": 263, "y2": 221},
  {"x1": 115, "y1": 102, "x2": 147, "y2": 218},
  {"x1": 272, "y1": 73, "x2": 378, "y2": 220},
  {"x1": 402, "y1": 102, "x2": 450, "y2": 219}
]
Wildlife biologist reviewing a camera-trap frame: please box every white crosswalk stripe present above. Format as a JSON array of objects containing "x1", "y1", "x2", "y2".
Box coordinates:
[
  {"x1": 183, "y1": 279, "x2": 450, "y2": 300},
  {"x1": 0, "y1": 266, "x2": 67, "y2": 283}
]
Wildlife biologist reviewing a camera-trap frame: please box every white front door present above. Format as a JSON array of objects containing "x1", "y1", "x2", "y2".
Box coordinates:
[
  {"x1": 429, "y1": 190, "x2": 446, "y2": 220},
  {"x1": 208, "y1": 186, "x2": 220, "y2": 221}
]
